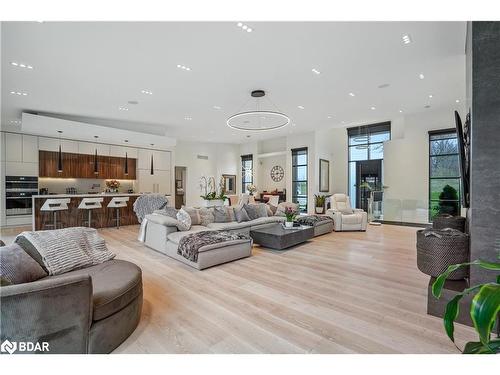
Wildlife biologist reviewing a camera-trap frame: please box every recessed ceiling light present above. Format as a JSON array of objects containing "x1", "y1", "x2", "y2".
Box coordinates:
[
  {"x1": 428, "y1": 94, "x2": 433, "y2": 98},
  {"x1": 455, "y1": 99, "x2": 460, "y2": 103},
  {"x1": 9, "y1": 120, "x2": 21, "y2": 124},
  {"x1": 184, "y1": 117, "x2": 192, "y2": 121},
  {"x1": 236, "y1": 22, "x2": 253, "y2": 33},
  {"x1": 141, "y1": 90, "x2": 153, "y2": 95},
  {"x1": 327, "y1": 115, "x2": 333, "y2": 119},
  {"x1": 311, "y1": 68, "x2": 321, "y2": 75},
  {"x1": 419, "y1": 73, "x2": 425, "y2": 80},
  {"x1": 213, "y1": 105, "x2": 222, "y2": 110},
  {"x1": 177, "y1": 64, "x2": 191, "y2": 71},
  {"x1": 370, "y1": 106, "x2": 376, "y2": 110},
  {"x1": 349, "y1": 92, "x2": 355, "y2": 97},
  {"x1": 399, "y1": 110, "x2": 403, "y2": 113},
  {"x1": 297, "y1": 105, "x2": 305, "y2": 110},
  {"x1": 10, "y1": 61, "x2": 33, "y2": 69},
  {"x1": 118, "y1": 107, "x2": 129, "y2": 111},
  {"x1": 402, "y1": 34, "x2": 412, "y2": 44},
  {"x1": 10, "y1": 91, "x2": 28, "y2": 96},
  {"x1": 341, "y1": 121, "x2": 346, "y2": 124}
]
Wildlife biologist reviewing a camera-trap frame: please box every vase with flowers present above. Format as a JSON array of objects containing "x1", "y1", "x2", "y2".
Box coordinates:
[
  {"x1": 284, "y1": 206, "x2": 297, "y2": 228},
  {"x1": 106, "y1": 179, "x2": 120, "y2": 193},
  {"x1": 246, "y1": 184, "x2": 257, "y2": 196}
]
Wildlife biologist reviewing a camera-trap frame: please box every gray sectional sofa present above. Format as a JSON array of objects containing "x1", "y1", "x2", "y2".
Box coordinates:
[
  {"x1": 143, "y1": 212, "x2": 284, "y2": 270},
  {"x1": 141, "y1": 202, "x2": 334, "y2": 270}
]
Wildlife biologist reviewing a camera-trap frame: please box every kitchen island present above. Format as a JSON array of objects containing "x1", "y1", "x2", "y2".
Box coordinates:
[{"x1": 32, "y1": 193, "x2": 143, "y2": 231}]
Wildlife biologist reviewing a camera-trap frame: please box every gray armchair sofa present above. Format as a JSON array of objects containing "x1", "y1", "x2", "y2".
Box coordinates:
[{"x1": 1, "y1": 243, "x2": 142, "y2": 354}]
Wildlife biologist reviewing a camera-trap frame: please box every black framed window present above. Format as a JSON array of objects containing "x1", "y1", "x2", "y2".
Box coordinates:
[
  {"x1": 429, "y1": 130, "x2": 461, "y2": 221},
  {"x1": 291, "y1": 147, "x2": 308, "y2": 213},
  {"x1": 241, "y1": 154, "x2": 253, "y2": 193},
  {"x1": 347, "y1": 122, "x2": 391, "y2": 208}
]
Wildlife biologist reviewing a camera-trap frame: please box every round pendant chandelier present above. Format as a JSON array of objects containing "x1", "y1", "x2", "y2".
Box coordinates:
[{"x1": 227, "y1": 90, "x2": 290, "y2": 132}]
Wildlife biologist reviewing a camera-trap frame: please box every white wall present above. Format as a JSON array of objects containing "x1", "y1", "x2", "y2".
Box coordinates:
[
  {"x1": 174, "y1": 141, "x2": 240, "y2": 207},
  {"x1": 258, "y1": 155, "x2": 286, "y2": 192}
]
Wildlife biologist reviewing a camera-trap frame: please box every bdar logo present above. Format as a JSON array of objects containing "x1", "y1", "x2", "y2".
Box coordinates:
[{"x1": 1, "y1": 340, "x2": 17, "y2": 354}]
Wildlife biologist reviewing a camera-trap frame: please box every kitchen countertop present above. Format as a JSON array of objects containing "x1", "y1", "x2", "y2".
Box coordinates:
[{"x1": 32, "y1": 193, "x2": 162, "y2": 199}]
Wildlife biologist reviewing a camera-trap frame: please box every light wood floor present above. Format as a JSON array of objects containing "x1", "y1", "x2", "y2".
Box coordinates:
[{"x1": 1, "y1": 224, "x2": 476, "y2": 353}]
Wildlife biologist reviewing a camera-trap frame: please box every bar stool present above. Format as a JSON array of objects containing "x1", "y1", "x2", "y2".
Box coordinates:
[
  {"x1": 107, "y1": 196, "x2": 129, "y2": 229},
  {"x1": 78, "y1": 197, "x2": 104, "y2": 228},
  {"x1": 40, "y1": 198, "x2": 71, "y2": 230}
]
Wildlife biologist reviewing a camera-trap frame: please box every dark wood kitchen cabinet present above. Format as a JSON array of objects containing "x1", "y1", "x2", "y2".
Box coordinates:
[{"x1": 39, "y1": 151, "x2": 136, "y2": 180}]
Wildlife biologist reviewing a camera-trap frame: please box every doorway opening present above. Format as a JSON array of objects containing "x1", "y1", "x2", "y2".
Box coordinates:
[{"x1": 174, "y1": 166, "x2": 186, "y2": 209}]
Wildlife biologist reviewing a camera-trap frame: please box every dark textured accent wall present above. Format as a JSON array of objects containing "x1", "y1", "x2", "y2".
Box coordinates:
[{"x1": 469, "y1": 21, "x2": 500, "y2": 285}]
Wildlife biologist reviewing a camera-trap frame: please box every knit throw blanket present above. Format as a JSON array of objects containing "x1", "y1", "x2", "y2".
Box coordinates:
[
  {"x1": 296, "y1": 215, "x2": 333, "y2": 226},
  {"x1": 133, "y1": 194, "x2": 168, "y2": 223},
  {"x1": 177, "y1": 231, "x2": 250, "y2": 263},
  {"x1": 15, "y1": 227, "x2": 115, "y2": 275}
]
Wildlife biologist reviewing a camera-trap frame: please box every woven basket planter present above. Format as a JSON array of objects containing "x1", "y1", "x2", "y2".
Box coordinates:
[
  {"x1": 416, "y1": 229, "x2": 470, "y2": 279},
  {"x1": 433, "y1": 215, "x2": 466, "y2": 232}
]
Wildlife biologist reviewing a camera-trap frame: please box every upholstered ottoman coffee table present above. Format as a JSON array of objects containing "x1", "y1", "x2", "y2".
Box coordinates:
[
  {"x1": 250, "y1": 224, "x2": 314, "y2": 250},
  {"x1": 295, "y1": 215, "x2": 334, "y2": 237}
]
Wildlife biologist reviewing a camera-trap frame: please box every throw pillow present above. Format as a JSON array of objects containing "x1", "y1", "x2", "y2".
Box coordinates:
[
  {"x1": 234, "y1": 205, "x2": 250, "y2": 223},
  {"x1": 275, "y1": 202, "x2": 299, "y2": 217},
  {"x1": 214, "y1": 206, "x2": 235, "y2": 223},
  {"x1": 182, "y1": 206, "x2": 201, "y2": 225},
  {"x1": 155, "y1": 207, "x2": 178, "y2": 219},
  {"x1": 0, "y1": 243, "x2": 48, "y2": 285},
  {"x1": 339, "y1": 208, "x2": 354, "y2": 215},
  {"x1": 244, "y1": 203, "x2": 268, "y2": 220},
  {"x1": 267, "y1": 203, "x2": 278, "y2": 215},
  {"x1": 15, "y1": 235, "x2": 50, "y2": 273},
  {"x1": 176, "y1": 208, "x2": 192, "y2": 231},
  {"x1": 199, "y1": 208, "x2": 215, "y2": 227},
  {"x1": 149, "y1": 213, "x2": 180, "y2": 227}
]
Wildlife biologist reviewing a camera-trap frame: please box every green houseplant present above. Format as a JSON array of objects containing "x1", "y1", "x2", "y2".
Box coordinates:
[
  {"x1": 284, "y1": 206, "x2": 297, "y2": 228},
  {"x1": 432, "y1": 259, "x2": 500, "y2": 354},
  {"x1": 314, "y1": 194, "x2": 326, "y2": 214}
]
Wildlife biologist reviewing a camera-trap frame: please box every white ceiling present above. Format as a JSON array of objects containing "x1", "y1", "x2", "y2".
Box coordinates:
[{"x1": 1, "y1": 21, "x2": 466, "y2": 144}]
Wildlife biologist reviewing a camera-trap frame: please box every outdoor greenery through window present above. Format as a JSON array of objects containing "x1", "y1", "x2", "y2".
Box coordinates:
[
  {"x1": 292, "y1": 147, "x2": 308, "y2": 213},
  {"x1": 429, "y1": 130, "x2": 461, "y2": 221},
  {"x1": 241, "y1": 154, "x2": 253, "y2": 194}
]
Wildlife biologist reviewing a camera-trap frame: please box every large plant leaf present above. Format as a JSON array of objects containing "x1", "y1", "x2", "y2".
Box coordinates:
[
  {"x1": 442, "y1": 285, "x2": 483, "y2": 342},
  {"x1": 432, "y1": 260, "x2": 500, "y2": 299},
  {"x1": 463, "y1": 340, "x2": 500, "y2": 354},
  {"x1": 470, "y1": 283, "x2": 500, "y2": 345}
]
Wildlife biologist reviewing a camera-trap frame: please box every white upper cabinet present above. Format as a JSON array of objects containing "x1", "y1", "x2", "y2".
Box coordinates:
[
  {"x1": 22, "y1": 135, "x2": 38, "y2": 163},
  {"x1": 5, "y1": 133, "x2": 23, "y2": 162},
  {"x1": 153, "y1": 151, "x2": 171, "y2": 171},
  {"x1": 109, "y1": 145, "x2": 138, "y2": 159},
  {"x1": 138, "y1": 148, "x2": 171, "y2": 171},
  {"x1": 78, "y1": 142, "x2": 110, "y2": 156},
  {"x1": 39, "y1": 137, "x2": 78, "y2": 153},
  {"x1": 4, "y1": 134, "x2": 38, "y2": 163}
]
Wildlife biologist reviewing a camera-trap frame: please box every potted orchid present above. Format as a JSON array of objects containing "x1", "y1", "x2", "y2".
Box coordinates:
[
  {"x1": 200, "y1": 176, "x2": 227, "y2": 207},
  {"x1": 284, "y1": 206, "x2": 297, "y2": 228}
]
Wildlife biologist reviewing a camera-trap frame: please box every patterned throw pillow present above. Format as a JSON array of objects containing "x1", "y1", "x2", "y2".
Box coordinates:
[
  {"x1": 182, "y1": 207, "x2": 201, "y2": 225},
  {"x1": 214, "y1": 207, "x2": 235, "y2": 223},
  {"x1": 243, "y1": 203, "x2": 268, "y2": 220},
  {"x1": 161, "y1": 207, "x2": 179, "y2": 219},
  {"x1": 176, "y1": 208, "x2": 192, "y2": 231},
  {"x1": 199, "y1": 207, "x2": 215, "y2": 227},
  {"x1": 234, "y1": 205, "x2": 250, "y2": 223},
  {"x1": 275, "y1": 202, "x2": 299, "y2": 217}
]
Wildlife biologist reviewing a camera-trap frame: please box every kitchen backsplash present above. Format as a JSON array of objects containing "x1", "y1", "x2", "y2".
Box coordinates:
[{"x1": 38, "y1": 178, "x2": 136, "y2": 194}]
